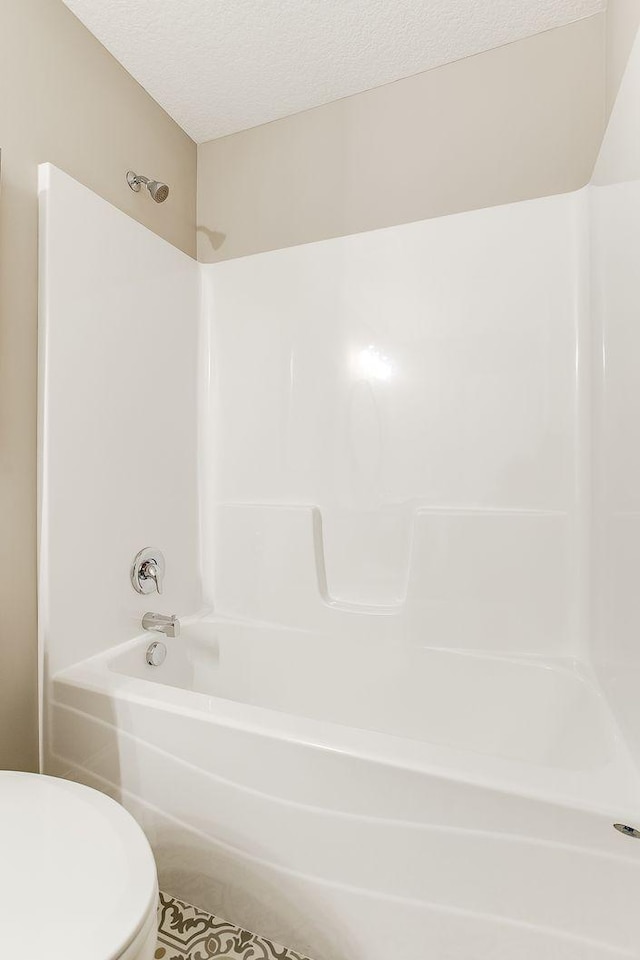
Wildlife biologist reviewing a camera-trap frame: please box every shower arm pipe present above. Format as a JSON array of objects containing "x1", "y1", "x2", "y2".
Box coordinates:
[{"x1": 127, "y1": 172, "x2": 151, "y2": 190}]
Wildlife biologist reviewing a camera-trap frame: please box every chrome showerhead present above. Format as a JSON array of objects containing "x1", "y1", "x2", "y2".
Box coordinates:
[
  {"x1": 147, "y1": 180, "x2": 169, "y2": 203},
  {"x1": 126, "y1": 170, "x2": 170, "y2": 203}
]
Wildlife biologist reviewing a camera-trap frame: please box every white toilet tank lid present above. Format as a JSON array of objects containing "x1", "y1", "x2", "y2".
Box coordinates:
[{"x1": 0, "y1": 772, "x2": 157, "y2": 960}]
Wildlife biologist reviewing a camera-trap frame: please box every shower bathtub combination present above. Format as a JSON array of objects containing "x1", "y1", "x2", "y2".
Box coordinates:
[
  {"x1": 39, "y1": 34, "x2": 640, "y2": 960},
  {"x1": 50, "y1": 618, "x2": 640, "y2": 960}
]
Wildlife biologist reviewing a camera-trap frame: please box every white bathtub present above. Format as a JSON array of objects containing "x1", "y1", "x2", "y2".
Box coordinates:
[{"x1": 47, "y1": 619, "x2": 640, "y2": 959}]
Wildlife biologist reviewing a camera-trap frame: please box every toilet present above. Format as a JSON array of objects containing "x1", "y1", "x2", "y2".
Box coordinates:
[{"x1": 0, "y1": 772, "x2": 158, "y2": 959}]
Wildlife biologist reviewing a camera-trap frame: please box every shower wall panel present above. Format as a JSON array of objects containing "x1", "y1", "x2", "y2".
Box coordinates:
[
  {"x1": 38, "y1": 164, "x2": 201, "y2": 679},
  {"x1": 202, "y1": 192, "x2": 589, "y2": 656},
  {"x1": 590, "y1": 25, "x2": 640, "y2": 765}
]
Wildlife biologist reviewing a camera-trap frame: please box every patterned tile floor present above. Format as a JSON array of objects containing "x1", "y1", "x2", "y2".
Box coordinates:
[{"x1": 156, "y1": 891, "x2": 313, "y2": 960}]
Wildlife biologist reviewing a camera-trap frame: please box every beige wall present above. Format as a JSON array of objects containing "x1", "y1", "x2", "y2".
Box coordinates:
[
  {"x1": 0, "y1": 0, "x2": 196, "y2": 771},
  {"x1": 606, "y1": 0, "x2": 640, "y2": 114},
  {"x1": 197, "y1": 16, "x2": 605, "y2": 262}
]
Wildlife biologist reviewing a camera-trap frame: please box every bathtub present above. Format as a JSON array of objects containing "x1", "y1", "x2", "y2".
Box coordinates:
[{"x1": 47, "y1": 618, "x2": 640, "y2": 960}]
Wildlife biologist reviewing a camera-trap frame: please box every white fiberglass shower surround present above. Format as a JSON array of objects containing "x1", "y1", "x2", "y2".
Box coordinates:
[{"x1": 39, "y1": 36, "x2": 640, "y2": 960}]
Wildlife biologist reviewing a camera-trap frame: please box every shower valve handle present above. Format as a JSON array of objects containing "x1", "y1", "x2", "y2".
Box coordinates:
[{"x1": 140, "y1": 560, "x2": 162, "y2": 595}]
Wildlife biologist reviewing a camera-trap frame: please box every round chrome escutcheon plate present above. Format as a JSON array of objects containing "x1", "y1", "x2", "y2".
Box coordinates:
[{"x1": 614, "y1": 823, "x2": 640, "y2": 839}]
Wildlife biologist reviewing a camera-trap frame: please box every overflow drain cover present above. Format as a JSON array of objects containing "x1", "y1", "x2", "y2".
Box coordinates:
[{"x1": 614, "y1": 823, "x2": 640, "y2": 838}]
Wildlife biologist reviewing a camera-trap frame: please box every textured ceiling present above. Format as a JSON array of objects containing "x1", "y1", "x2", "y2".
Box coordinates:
[{"x1": 62, "y1": 0, "x2": 605, "y2": 143}]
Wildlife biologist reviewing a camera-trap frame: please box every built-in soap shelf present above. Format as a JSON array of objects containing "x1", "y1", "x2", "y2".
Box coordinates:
[{"x1": 211, "y1": 502, "x2": 573, "y2": 655}]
